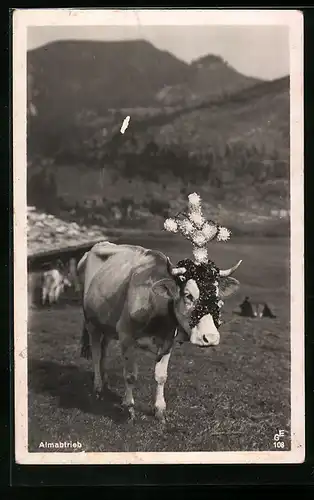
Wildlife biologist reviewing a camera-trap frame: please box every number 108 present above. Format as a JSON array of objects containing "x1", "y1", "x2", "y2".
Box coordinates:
[{"x1": 274, "y1": 441, "x2": 284, "y2": 449}]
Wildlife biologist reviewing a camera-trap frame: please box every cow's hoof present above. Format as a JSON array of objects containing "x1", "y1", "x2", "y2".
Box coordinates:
[
  {"x1": 155, "y1": 409, "x2": 166, "y2": 425},
  {"x1": 128, "y1": 407, "x2": 136, "y2": 422},
  {"x1": 103, "y1": 382, "x2": 112, "y2": 393},
  {"x1": 94, "y1": 390, "x2": 102, "y2": 400}
]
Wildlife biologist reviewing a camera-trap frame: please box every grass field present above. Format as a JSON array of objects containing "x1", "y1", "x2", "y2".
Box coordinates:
[{"x1": 28, "y1": 236, "x2": 291, "y2": 453}]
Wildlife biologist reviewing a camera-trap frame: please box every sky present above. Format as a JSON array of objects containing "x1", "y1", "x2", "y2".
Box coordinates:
[{"x1": 28, "y1": 25, "x2": 289, "y2": 80}]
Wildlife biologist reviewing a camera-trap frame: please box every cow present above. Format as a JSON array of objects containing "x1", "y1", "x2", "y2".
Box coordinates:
[
  {"x1": 78, "y1": 241, "x2": 242, "y2": 423},
  {"x1": 41, "y1": 268, "x2": 72, "y2": 306}
]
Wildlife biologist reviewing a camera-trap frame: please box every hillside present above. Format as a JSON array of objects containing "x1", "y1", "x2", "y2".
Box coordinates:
[
  {"x1": 105, "y1": 75, "x2": 290, "y2": 211},
  {"x1": 142, "y1": 78, "x2": 289, "y2": 161},
  {"x1": 27, "y1": 75, "x2": 290, "y2": 231},
  {"x1": 27, "y1": 39, "x2": 289, "y2": 231}
]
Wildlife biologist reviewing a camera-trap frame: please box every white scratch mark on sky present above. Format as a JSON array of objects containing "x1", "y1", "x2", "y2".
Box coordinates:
[{"x1": 120, "y1": 116, "x2": 130, "y2": 134}]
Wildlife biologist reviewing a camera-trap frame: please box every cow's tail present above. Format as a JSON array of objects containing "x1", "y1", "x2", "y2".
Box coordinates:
[
  {"x1": 77, "y1": 252, "x2": 88, "y2": 282},
  {"x1": 80, "y1": 322, "x2": 92, "y2": 360}
]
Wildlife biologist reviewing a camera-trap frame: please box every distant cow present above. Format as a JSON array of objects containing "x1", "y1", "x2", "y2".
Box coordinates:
[
  {"x1": 78, "y1": 241, "x2": 242, "y2": 423},
  {"x1": 239, "y1": 297, "x2": 276, "y2": 318},
  {"x1": 41, "y1": 268, "x2": 72, "y2": 305}
]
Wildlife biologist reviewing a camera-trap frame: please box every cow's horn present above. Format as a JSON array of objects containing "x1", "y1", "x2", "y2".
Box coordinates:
[
  {"x1": 219, "y1": 259, "x2": 242, "y2": 277},
  {"x1": 171, "y1": 267, "x2": 187, "y2": 276},
  {"x1": 166, "y1": 257, "x2": 186, "y2": 276}
]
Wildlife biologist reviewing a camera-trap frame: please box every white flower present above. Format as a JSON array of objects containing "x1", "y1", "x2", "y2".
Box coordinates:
[
  {"x1": 202, "y1": 221, "x2": 218, "y2": 240},
  {"x1": 193, "y1": 247, "x2": 208, "y2": 264},
  {"x1": 189, "y1": 211, "x2": 204, "y2": 229},
  {"x1": 188, "y1": 192, "x2": 201, "y2": 208},
  {"x1": 178, "y1": 219, "x2": 194, "y2": 235},
  {"x1": 164, "y1": 218, "x2": 178, "y2": 233},
  {"x1": 216, "y1": 226, "x2": 231, "y2": 241},
  {"x1": 213, "y1": 280, "x2": 220, "y2": 296},
  {"x1": 193, "y1": 231, "x2": 207, "y2": 247}
]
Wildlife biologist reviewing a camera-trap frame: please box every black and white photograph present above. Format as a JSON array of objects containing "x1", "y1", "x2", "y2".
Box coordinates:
[{"x1": 13, "y1": 9, "x2": 304, "y2": 464}]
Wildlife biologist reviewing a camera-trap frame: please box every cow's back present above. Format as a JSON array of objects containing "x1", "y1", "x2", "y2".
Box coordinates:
[{"x1": 82, "y1": 242, "x2": 157, "y2": 327}]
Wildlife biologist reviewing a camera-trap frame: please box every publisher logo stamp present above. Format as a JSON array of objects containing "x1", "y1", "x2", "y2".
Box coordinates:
[{"x1": 273, "y1": 430, "x2": 285, "y2": 449}]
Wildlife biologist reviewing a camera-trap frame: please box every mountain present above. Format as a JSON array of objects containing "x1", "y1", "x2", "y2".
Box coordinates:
[
  {"x1": 27, "y1": 39, "x2": 262, "y2": 117},
  {"x1": 156, "y1": 54, "x2": 261, "y2": 106},
  {"x1": 27, "y1": 39, "x2": 266, "y2": 160},
  {"x1": 27, "y1": 39, "x2": 191, "y2": 116}
]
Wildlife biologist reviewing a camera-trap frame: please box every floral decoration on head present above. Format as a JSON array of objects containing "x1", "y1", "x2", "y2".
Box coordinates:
[{"x1": 164, "y1": 192, "x2": 231, "y2": 265}]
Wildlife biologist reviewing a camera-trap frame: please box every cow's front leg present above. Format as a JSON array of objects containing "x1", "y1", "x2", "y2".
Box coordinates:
[
  {"x1": 48, "y1": 287, "x2": 55, "y2": 305},
  {"x1": 54, "y1": 284, "x2": 62, "y2": 303},
  {"x1": 121, "y1": 342, "x2": 138, "y2": 421},
  {"x1": 154, "y1": 349, "x2": 172, "y2": 424}
]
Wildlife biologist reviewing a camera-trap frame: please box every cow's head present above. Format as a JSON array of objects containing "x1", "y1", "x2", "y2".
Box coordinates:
[{"x1": 153, "y1": 257, "x2": 242, "y2": 347}]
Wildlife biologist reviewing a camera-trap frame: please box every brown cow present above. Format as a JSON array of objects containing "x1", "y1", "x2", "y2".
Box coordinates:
[{"x1": 78, "y1": 241, "x2": 242, "y2": 423}]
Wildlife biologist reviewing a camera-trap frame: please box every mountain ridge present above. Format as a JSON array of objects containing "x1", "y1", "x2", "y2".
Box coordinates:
[{"x1": 27, "y1": 38, "x2": 265, "y2": 112}]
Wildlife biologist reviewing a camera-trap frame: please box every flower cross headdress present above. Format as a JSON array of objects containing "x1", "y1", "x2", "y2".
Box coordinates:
[{"x1": 164, "y1": 192, "x2": 231, "y2": 265}]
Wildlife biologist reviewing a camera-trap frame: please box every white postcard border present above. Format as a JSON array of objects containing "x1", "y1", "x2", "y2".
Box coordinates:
[{"x1": 13, "y1": 8, "x2": 304, "y2": 465}]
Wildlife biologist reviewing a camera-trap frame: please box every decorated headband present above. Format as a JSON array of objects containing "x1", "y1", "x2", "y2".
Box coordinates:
[{"x1": 164, "y1": 192, "x2": 231, "y2": 265}]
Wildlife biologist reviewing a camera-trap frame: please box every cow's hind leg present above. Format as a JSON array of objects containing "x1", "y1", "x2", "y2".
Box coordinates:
[
  {"x1": 154, "y1": 349, "x2": 172, "y2": 424},
  {"x1": 86, "y1": 321, "x2": 103, "y2": 399},
  {"x1": 120, "y1": 340, "x2": 138, "y2": 421},
  {"x1": 80, "y1": 321, "x2": 92, "y2": 359},
  {"x1": 100, "y1": 334, "x2": 111, "y2": 391}
]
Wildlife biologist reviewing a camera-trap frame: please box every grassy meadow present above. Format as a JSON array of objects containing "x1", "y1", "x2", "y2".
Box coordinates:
[{"x1": 27, "y1": 235, "x2": 291, "y2": 453}]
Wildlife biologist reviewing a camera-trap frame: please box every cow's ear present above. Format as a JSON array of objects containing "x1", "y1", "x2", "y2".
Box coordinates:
[
  {"x1": 218, "y1": 277, "x2": 240, "y2": 299},
  {"x1": 152, "y1": 278, "x2": 179, "y2": 300}
]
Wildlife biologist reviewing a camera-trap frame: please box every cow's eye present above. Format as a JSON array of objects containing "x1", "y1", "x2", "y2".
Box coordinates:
[{"x1": 184, "y1": 292, "x2": 194, "y2": 302}]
